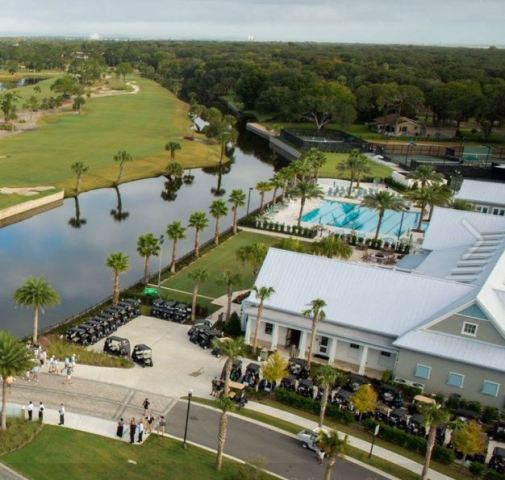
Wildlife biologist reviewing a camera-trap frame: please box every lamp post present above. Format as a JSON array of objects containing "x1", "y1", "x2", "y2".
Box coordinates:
[
  {"x1": 157, "y1": 234, "x2": 165, "y2": 288},
  {"x1": 246, "y1": 186, "x2": 254, "y2": 216},
  {"x1": 369, "y1": 424, "x2": 380, "y2": 458},
  {"x1": 183, "y1": 389, "x2": 193, "y2": 449}
]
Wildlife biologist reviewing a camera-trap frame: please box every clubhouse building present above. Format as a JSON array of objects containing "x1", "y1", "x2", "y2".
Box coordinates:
[{"x1": 241, "y1": 207, "x2": 505, "y2": 407}]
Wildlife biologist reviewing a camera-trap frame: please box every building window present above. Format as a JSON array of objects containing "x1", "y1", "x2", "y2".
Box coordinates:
[
  {"x1": 415, "y1": 364, "x2": 431, "y2": 380},
  {"x1": 447, "y1": 372, "x2": 465, "y2": 388},
  {"x1": 482, "y1": 380, "x2": 500, "y2": 397},
  {"x1": 380, "y1": 351, "x2": 392, "y2": 357},
  {"x1": 350, "y1": 343, "x2": 360, "y2": 349},
  {"x1": 264, "y1": 323, "x2": 273, "y2": 335},
  {"x1": 461, "y1": 322, "x2": 478, "y2": 337}
]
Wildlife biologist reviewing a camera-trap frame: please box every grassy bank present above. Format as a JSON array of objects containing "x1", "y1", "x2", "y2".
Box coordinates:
[
  {"x1": 3, "y1": 427, "x2": 274, "y2": 480},
  {"x1": 0, "y1": 417, "x2": 42, "y2": 456},
  {"x1": 0, "y1": 75, "x2": 220, "y2": 194}
]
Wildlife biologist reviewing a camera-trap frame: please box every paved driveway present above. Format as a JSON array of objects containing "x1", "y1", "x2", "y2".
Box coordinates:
[{"x1": 76, "y1": 316, "x2": 220, "y2": 397}]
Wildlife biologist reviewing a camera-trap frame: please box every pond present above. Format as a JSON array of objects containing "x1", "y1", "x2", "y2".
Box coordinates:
[
  {"x1": 0, "y1": 76, "x2": 44, "y2": 91},
  {"x1": 0, "y1": 128, "x2": 282, "y2": 336}
]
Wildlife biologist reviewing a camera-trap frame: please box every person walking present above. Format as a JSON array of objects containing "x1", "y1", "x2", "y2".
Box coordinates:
[
  {"x1": 129, "y1": 418, "x2": 136, "y2": 444},
  {"x1": 38, "y1": 402, "x2": 44, "y2": 422},
  {"x1": 137, "y1": 420, "x2": 144, "y2": 443},
  {"x1": 58, "y1": 403, "x2": 65, "y2": 425},
  {"x1": 116, "y1": 417, "x2": 124, "y2": 438},
  {"x1": 146, "y1": 413, "x2": 154, "y2": 433},
  {"x1": 27, "y1": 401, "x2": 34, "y2": 421},
  {"x1": 157, "y1": 415, "x2": 166, "y2": 435},
  {"x1": 31, "y1": 365, "x2": 40, "y2": 382},
  {"x1": 63, "y1": 365, "x2": 73, "y2": 385},
  {"x1": 142, "y1": 398, "x2": 150, "y2": 416}
]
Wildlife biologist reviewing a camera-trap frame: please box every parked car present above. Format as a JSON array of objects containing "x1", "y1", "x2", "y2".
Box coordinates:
[{"x1": 297, "y1": 428, "x2": 329, "y2": 451}]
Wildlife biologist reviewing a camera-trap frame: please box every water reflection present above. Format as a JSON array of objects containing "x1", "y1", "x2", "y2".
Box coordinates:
[
  {"x1": 0, "y1": 76, "x2": 45, "y2": 91},
  {"x1": 160, "y1": 177, "x2": 183, "y2": 202},
  {"x1": 0, "y1": 129, "x2": 278, "y2": 335}
]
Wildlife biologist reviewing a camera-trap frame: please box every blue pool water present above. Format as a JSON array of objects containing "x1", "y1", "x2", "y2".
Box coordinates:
[{"x1": 301, "y1": 200, "x2": 421, "y2": 237}]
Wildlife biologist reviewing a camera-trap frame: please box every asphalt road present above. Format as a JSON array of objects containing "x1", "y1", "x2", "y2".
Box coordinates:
[{"x1": 167, "y1": 402, "x2": 388, "y2": 480}]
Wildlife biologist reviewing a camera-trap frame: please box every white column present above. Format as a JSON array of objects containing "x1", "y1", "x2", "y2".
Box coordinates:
[
  {"x1": 245, "y1": 316, "x2": 253, "y2": 344},
  {"x1": 270, "y1": 323, "x2": 279, "y2": 351},
  {"x1": 298, "y1": 330, "x2": 307, "y2": 358},
  {"x1": 328, "y1": 337, "x2": 337, "y2": 364},
  {"x1": 358, "y1": 345, "x2": 369, "y2": 375}
]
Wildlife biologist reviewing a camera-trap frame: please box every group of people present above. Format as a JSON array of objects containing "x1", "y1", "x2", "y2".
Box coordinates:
[
  {"x1": 24, "y1": 401, "x2": 66, "y2": 425},
  {"x1": 26, "y1": 343, "x2": 77, "y2": 385},
  {"x1": 115, "y1": 398, "x2": 167, "y2": 444}
]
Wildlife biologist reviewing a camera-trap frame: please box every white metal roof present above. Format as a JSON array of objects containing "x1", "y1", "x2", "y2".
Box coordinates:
[
  {"x1": 249, "y1": 248, "x2": 473, "y2": 337},
  {"x1": 393, "y1": 329, "x2": 505, "y2": 373},
  {"x1": 455, "y1": 179, "x2": 505, "y2": 207}
]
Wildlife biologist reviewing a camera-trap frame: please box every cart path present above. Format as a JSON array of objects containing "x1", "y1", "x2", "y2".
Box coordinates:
[
  {"x1": 0, "y1": 463, "x2": 28, "y2": 480},
  {"x1": 7, "y1": 373, "x2": 177, "y2": 421}
]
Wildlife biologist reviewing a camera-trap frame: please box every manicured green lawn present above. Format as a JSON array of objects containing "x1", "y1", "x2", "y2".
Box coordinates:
[
  {"x1": 8, "y1": 75, "x2": 64, "y2": 103},
  {"x1": 160, "y1": 231, "x2": 279, "y2": 299},
  {"x1": 3, "y1": 426, "x2": 273, "y2": 480},
  {"x1": 0, "y1": 418, "x2": 41, "y2": 456},
  {"x1": 0, "y1": 75, "x2": 220, "y2": 194},
  {"x1": 319, "y1": 152, "x2": 393, "y2": 180}
]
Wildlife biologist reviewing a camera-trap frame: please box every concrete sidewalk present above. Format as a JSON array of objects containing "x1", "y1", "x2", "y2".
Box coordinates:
[{"x1": 246, "y1": 401, "x2": 454, "y2": 480}]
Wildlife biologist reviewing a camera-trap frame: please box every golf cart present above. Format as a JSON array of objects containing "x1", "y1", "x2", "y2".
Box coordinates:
[
  {"x1": 280, "y1": 375, "x2": 297, "y2": 391},
  {"x1": 227, "y1": 381, "x2": 248, "y2": 407},
  {"x1": 407, "y1": 414, "x2": 426, "y2": 436},
  {"x1": 242, "y1": 363, "x2": 260, "y2": 386},
  {"x1": 132, "y1": 344, "x2": 153, "y2": 367},
  {"x1": 332, "y1": 389, "x2": 353, "y2": 407},
  {"x1": 224, "y1": 359, "x2": 242, "y2": 382},
  {"x1": 104, "y1": 336, "x2": 131, "y2": 358},
  {"x1": 172, "y1": 303, "x2": 191, "y2": 322},
  {"x1": 66, "y1": 326, "x2": 90, "y2": 346},
  {"x1": 490, "y1": 421, "x2": 505, "y2": 442},
  {"x1": 288, "y1": 358, "x2": 310, "y2": 379},
  {"x1": 389, "y1": 408, "x2": 409, "y2": 428},
  {"x1": 346, "y1": 374, "x2": 368, "y2": 392},
  {"x1": 298, "y1": 378, "x2": 314, "y2": 398},
  {"x1": 197, "y1": 328, "x2": 222, "y2": 349},
  {"x1": 489, "y1": 447, "x2": 505, "y2": 474},
  {"x1": 188, "y1": 318, "x2": 213, "y2": 336},
  {"x1": 379, "y1": 384, "x2": 404, "y2": 408},
  {"x1": 258, "y1": 378, "x2": 274, "y2": 393}
]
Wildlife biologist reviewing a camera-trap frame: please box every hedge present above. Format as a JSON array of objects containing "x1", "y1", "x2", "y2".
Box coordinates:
[{"x1": 274, "y1": 388, "x2": 354, "y2": 425}]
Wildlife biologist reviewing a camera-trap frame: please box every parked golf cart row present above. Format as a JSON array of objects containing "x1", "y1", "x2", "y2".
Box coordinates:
[
  {"x1": 151, "y1": 298, "x2": 191, "y2": 323},
  {"x1": 66, "y1": 298, "x2": 141, "y2": 346},
  {"x1": 187, "y1": 319, "x2": 227, "y2": 350},
  {"x1": 103, "y1": 336, "x2": 153, "y2": 368}
]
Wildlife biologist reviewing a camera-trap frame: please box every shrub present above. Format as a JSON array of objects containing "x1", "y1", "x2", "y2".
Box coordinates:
[
  {"x1": 224, "y1": 312, "x2": 243, "y2": 337},
  {"x1": 432, "y1": 445, "x2": 455, "y2": 464},
  {"x1": 483, "y1": 406, "x2": 500, "y2": 424},
  {"x1": 469, "y1": 462, "x2": 486, "y2": 477},
  {"x1": 485, "y1": 470, "x2": 505, "y2": 480}
]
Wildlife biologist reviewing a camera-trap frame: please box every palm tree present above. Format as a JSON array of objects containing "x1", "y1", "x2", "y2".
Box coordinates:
[
  {"x1": 228, "y1": 189, "x2": 246, "y2": 234},
  {"x1": 215, "y1": 395, "x2": 234, "y2": 471},
  {"x1": 307, "y1": 148, "x2": 327, "y2": 182},
  {"x1": 303, "y1": 298, "x2": 327, "y2": 365},
  {"x1": 276, "y1": 168, "x2": 292, "y2": 202},
  {"x1": 251, "y1": 286, "x2": 275, "y2": 353},
  {"x1": 210, "y1": 199, "x2": 229, "y2": 245},
  {"x1": 362, "y1": 191, "x2": 405, "y2": 240},
  {"x1": 291, "y1": 180, "x2": 324, "y2": 227},
  {"x1": 270, "y1": 175, "x2": 284, "y2": 205},
  {"x1": 188, "y1": 211, "x2": 209, "y2": 258},
  {"x1": 217, "y1": 270, "x2": 242, "y2": 322},
  {"x1": 212, "y1": 336, "x2": 245, "y2": 400},
  {"x1": 317, "y1": 366, "x2": 338, "y2": 428},
  {"x1": 317, "y1": 430, "x2": 349, "y2": 480},
  {"x1": 450, "y1": 198, "x2": 475, "y2": 211},
  {"x1": 165, "y1": 141, "x2": 181, "y2": 161},
  {"x1": 165, "y1": 161, "x2": 183, "y2": 180},
  {"x1": 338, "y1": 150, "x2": 370, "y2": 195},
  {"x1": 255, "y1": 181, "x2": 273, "y2": 212},
  {"x1": 110, "y1": 186, "x2": 129, "y2": 222},
  {"x1": 425, "y1": 184, "x2": 453, "y2": 221},
  {"x1": 235, "y1": 242, "x2": 268, "y2": 275},
  {"x1": 14, "y1": 277, "x2": 60, "y2": 344},
  {"x1": 136, "y1": 233, "x2": 160, "y2": 284},
  {"x1": 113, "y1": 150, "x2": 133, "y2": 185},
  {"x1": 0, "y1": 332, "x2": 34, "y2": 430},
  {"x1": 71, "y1": 161, "x2": 88, "y2": 195},
  {"x1": 106, "y1": 252, "x2": 129, "y2": 305},
  {"x1": 166, "y1": 221, "x2": 186, "y2": 273},
  {"x1": 312, "y1": 236, "x2": 352, "y2": 260},
  {"x1": 188, "y1": 268, "x2": 208, "y2": 321},
  {"x1": 408, "y1": 188, "x2": 431, "y2": 231},
  {"x1": 292, "y1": 155, "x2": 314, "y2": 182},
  {"x1": 217, "y1": 127, "x2": 238, "y2": 166},
  {"x1": 410, "y1": 165, "x2": 443, "y2": 190},
  {"x1": 421, "y1": 406, "x2": 450, "y2": 480}
]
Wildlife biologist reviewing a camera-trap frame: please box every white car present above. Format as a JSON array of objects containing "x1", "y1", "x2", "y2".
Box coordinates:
[{"x1": 297, "y1": 427, "x2": 330, "y2": 451}]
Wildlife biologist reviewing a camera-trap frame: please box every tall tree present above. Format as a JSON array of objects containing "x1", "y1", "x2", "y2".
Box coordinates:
[
  {"x1": 165, "y1": 141, "x2": 181, "y2": 162},
  {"x1": 451, "y1": 420, "x2": 487, "y2": 461},
  {"x1": 72, "y1": 95, "x2": 86, "y2": 115},
  {"x1": 255, "y1": 181, "x2": 273, "y2": 212},
  {"x1": 425, "y1": 184, "x2": 453, "y2": 221},
  {"x1": 362, "y1": 191, "x2": 405, "y2": 239},
  {"x1": 188, "y1": 268, "x2": 208, "y2": 321},
  {"x1": 215, "y1": 395, "x2": 234, "y2": 471},
  {"x1": 217, "y1": 270, "x2": 242, "y2": 322},
  {"x1": 251, "y1": 286, "x2": 276, "y2": 353},
  {"x1": 316, "y1": 430, "x2": 349, "y2": 480},
  {"x1": 0, "y1": 92, "x2": 20, "y2": 124},
  {"x1": 165, "y1": 161, "x2": 183, "y2": 180},
  {"x1": 338, "y1": 150, "x2": 370, "y2": 195},
  {"x1": 421, "y1": 406, "x2": 449, "y2": 480},
  {"x1": 116, "y1": 62, "x2": 132, "y2": 81},
  {"x1": 13, "y1": 277, "x2": 60, "y2": 344},
  {"x1": 212, "y1": 337, "x2": 245, "y2": 402},
  {"x1": 270, "y1": 175, "x2": 285, "y2": 205},
  {"x1": 307, "y1": 149, "x2": 327, "y2": 182},
  {"x1": 113, "y1": 150, "x2": 133, "y2": 185},
  {"x1": 317, "y1": 366, "x2": 337, "y2": 428},
  {"x1": 71, "y1": 161, "x2": 88, "y2": 195},
  {"x1": 201, "y1": 108, "x2": 237, "y2": 166},
  {"x1": 209, "y1": 199, "x2": 229, "y2": 245},
  {"x1": 291, "y1": 180, "x2": 324, "y2": 227},
  {"x1": 312, "y1": 236, "x2": 352, "y2": 260},
  {"x1": 105, "y1": 252, "x2": 129, "y2": 305},
  {"x1": 166, "y1": 221, "x2": 186, "y2": 273},
  {"x1": 303, "y1": 298, "x2": 327, "y2": 365},
  {"x1": 136, "y1": 233, "x2": 160, "y2": 284},
  {"x1": 228, "y1": 189, "x2": 246, "y2": 235},
  {"x1": 235, "y1": 242, "x2": 268, "y2": 275},
  {"x1": 410, "y1": 165, "x2": 443, "y2": 190},
  {"x1": 188, "y1": 211, "x2": 209, "y2": 258},
  {"x1": 0, "y1": 332, "x2": 34, "y2": 430},
  {"x1": 261, "y1": 351, "x2": 288, "y2": 394}
]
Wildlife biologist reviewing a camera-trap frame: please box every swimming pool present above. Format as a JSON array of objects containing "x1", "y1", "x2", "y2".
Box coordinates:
[{"x1": 301, "y1": 200, "x2": 421, "y2": 237}]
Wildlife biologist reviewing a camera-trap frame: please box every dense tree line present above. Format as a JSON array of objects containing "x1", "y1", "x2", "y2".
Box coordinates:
[{"x1": 1, "y1": 39, "x2": 505, "y2": 134}]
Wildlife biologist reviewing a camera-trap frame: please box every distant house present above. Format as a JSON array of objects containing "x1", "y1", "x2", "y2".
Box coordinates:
[
  {"x1": 370, "y1": 114, "x2": 425, "y2": 137},
  {"x1": 455, "y1": 179, "x2": 505, "y2": 215}
]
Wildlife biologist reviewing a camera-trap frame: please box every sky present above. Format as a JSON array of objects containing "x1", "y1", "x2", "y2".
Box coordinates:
[{"x1": 0, "y1": 0, "x2": 504, "y2": 46}]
